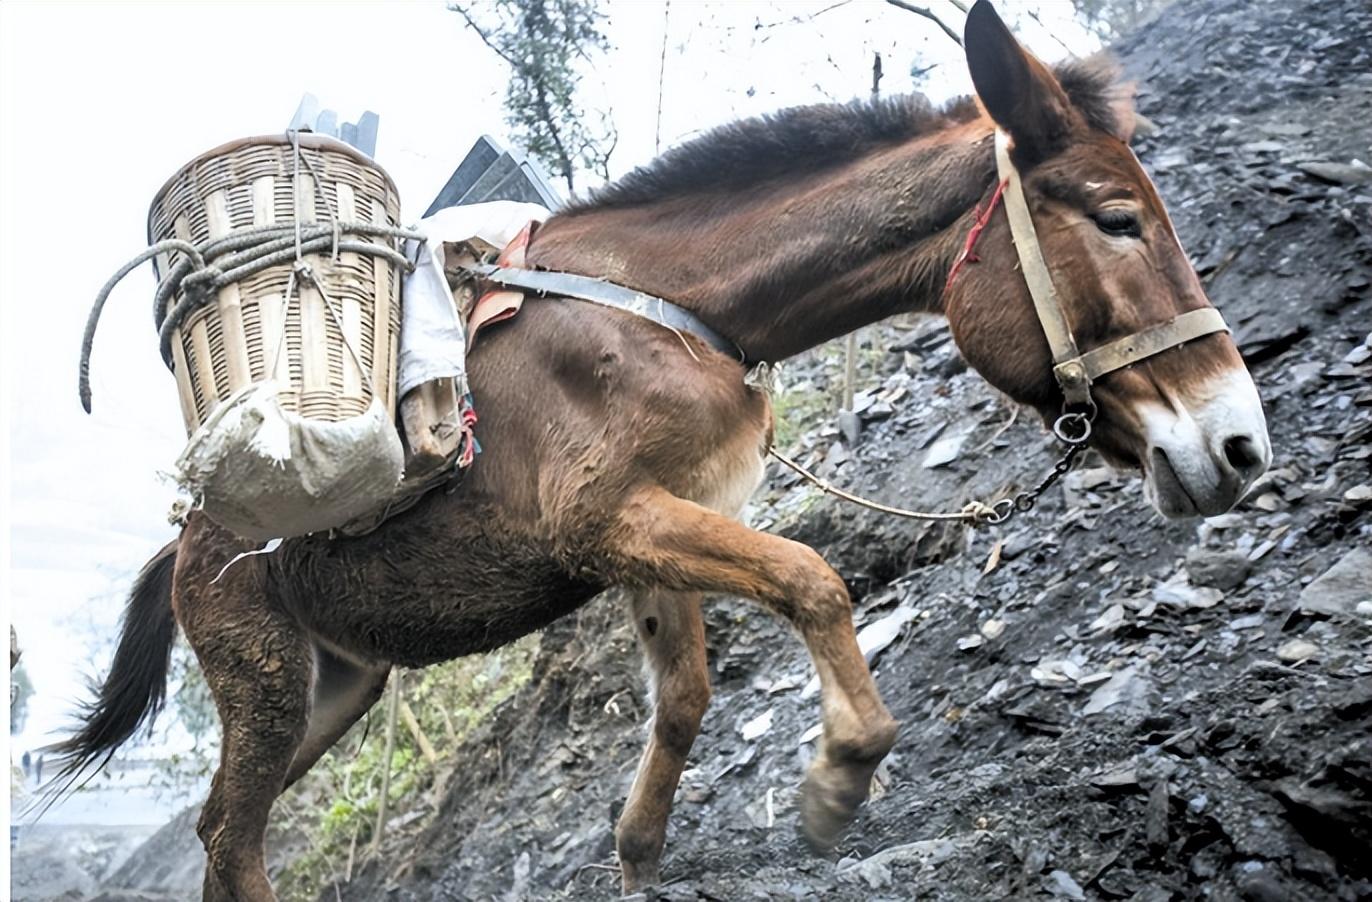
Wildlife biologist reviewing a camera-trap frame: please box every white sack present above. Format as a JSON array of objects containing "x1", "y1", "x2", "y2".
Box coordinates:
[
  {"x1": 173, "y1": 382, "x2": 404, "y2": 541},
  {"x1": 398, "y1": 201, "x2": 549, "y2": 397}
]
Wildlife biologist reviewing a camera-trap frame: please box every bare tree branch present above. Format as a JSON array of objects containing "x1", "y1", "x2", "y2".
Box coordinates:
[
  {"x1": 450, "y1": 0, "x2": 614, "y2": 194},
  {"x1": 1026, "y1": 7, "x2": 1079, "y2": 58},
  {"x1": 450, "y1": 4, "x2": 519, "y2": 68},
  {"x1": 595, "y1": 109, "x2": 619, "y2": 182},
  {"x1": 655, "y1": 0, "x2": 670, "y2": 155},
  {"x1": 884, "y1": 0, "x2": 963, "y2": 46},
  {"x1": 754, "y1": 0, "x2": 855, "y2": 31}
]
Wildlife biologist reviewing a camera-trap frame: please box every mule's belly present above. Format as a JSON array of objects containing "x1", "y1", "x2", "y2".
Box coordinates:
[{"x1": 273, "y1": 507, "x2": 603, "y2": 668}]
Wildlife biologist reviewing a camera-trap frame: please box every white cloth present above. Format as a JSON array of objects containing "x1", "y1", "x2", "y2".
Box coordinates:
[
  {"x1": 173, "y1": 382, "x2": 405, "y2": 541},
  {"x1": 170, "y1": 202, "x2": 549, "y2": 541},
  {"x1": 398, "y1": 201, "x2": 550, "y2": 397}
]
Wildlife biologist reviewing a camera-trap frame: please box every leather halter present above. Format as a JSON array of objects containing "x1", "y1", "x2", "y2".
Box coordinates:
[{"x1": 993, "y1": 130, "x2": 1229, "y2": 414}]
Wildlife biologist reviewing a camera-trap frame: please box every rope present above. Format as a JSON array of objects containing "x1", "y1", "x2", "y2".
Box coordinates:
[
  {"x1": 767, "y1": 446, "x2": 998, "y2": 524},
  {"x1": 767, "y1": 405, "x2": 1094, "y2": 527},
  {"x1": 79, "y1": 215, "x2": 423, "y2": 413},
  {"x1": 304, "y1": 264, "x2": 378, "y2": 395},
  {"x1": 153, "y1": 225, "x2": 419, "y2": 368},
  {"x1": 80, "y1": 239, "x2": 204, "y2": 412}
]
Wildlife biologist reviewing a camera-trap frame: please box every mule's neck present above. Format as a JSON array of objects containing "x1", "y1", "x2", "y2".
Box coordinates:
[{"x1": 527, "y1": 125, "x2": 997, "y2": 362}]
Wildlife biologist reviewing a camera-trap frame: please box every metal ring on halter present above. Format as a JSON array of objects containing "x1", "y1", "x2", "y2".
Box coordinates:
[
  {"x1": 984, "y1": 498, "x2": 1016, "y2": 525},
  {"x1": 1053, "y1": 409, "x2": 1094, "y2": 445}
]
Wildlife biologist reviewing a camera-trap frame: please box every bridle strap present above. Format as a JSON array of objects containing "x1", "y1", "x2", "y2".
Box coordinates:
[
  {"x1": 1077, "y1": 306, "x2": 1228, "y2": 382},
  {"x1": 992, "y1": 130, "x2": 1230, "y2": 410},
  {"x1": 995, "y1": 130, "x2": 1090, "y2": 406}
]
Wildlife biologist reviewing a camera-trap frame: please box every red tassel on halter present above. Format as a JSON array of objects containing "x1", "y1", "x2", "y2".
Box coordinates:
[{"x1": 943, "y1": 177, "x2": 1009, "y2": 296}]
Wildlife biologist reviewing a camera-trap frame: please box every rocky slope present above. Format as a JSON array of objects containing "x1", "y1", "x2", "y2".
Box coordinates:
[{"x1": 102, "y1": 0, "x2": 1372, "y2": 899}]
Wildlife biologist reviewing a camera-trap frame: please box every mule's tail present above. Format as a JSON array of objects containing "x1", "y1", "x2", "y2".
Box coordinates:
[{"x1": 41, "y1": 540, "x2": 180, "y2": 803}]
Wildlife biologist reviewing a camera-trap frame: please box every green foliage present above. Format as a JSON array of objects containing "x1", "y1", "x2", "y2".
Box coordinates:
[
  {"x1": 273, "y1": 637, "x2": 539, "y2": 902},
  {"x1": 771, "y1": 379, "x2": 835, "y2": 450},
  {"x1": 770, "y1": 342, "x2": 858, "y2": 449},
  {"x1": 450, "y1": 0, "x2": 616, "y2": 192}
]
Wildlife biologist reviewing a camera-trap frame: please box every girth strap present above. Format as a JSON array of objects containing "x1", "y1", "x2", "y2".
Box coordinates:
[
  {"x1": 463, "y1": 263, "x2": 744, "y2": 361},
  {"x1": 993, "y1": 130, "x2": 1229, "y2": 409}
]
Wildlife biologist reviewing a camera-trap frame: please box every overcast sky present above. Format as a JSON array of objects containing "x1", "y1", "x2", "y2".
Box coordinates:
[{"x1": 0, "y1": 0, "x2": 1094, "y2": 786}]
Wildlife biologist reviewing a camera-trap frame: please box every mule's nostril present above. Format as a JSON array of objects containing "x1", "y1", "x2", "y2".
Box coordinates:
[{"x1": 1223, "y1": 435, "x2": 1263, "y2": 475}]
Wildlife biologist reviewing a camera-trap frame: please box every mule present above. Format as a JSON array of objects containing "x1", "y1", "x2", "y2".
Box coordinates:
[{"x1": 55, "y1": 3, "x2": 1270, "y2": 898}]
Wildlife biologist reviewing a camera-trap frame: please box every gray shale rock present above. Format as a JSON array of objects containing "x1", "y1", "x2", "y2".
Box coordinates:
[
  {"x1": 1297, "y1": 160, "x2": 1372, "y2": 185},
  {"x1": 1185, "y1": 547, "x2": 1253, "y2": 590},
  {"x1": 1299, "y1": 547, "x2": 1372, "y2": 616}
]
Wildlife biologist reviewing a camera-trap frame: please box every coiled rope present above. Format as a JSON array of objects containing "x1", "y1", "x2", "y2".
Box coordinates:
[{"x1": 78, "y1": 132, "x2": 426, "y2": 413}]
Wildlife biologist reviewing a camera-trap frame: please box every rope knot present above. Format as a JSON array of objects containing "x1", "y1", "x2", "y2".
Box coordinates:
[
  {"x1": 962, "y1": 501, "x2": 996, "y2": 523},
  {"x1": 182, "y1": 266, "x2": 224, "y2": 292}
]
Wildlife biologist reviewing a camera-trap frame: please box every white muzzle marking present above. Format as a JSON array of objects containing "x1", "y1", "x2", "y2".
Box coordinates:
[{"x1": 1137, "y1": 368, "x2": 1272, "y2": 518}]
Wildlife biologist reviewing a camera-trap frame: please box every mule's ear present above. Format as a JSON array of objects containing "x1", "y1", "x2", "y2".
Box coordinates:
[{"x1": 964, "y1": 0, "x2": 1075, "y2": 160}]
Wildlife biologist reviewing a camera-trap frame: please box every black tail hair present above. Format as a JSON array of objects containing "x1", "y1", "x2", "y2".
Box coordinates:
[{"x1": 37, "y1": 540, "x2": 179, "y2": 810}]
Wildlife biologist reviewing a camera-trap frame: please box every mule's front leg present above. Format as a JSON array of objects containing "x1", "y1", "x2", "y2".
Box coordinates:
[
  {"x1": 616, "y1": 590, "x2": 711, "y2": 892},
  {"x1": 611, "y1": 488, "x2": 898, "y2": 852}
]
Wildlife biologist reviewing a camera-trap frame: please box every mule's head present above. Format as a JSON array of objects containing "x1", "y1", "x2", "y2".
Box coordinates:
[{"x1": 943, "y1": 1, "x2": 1270, "y2": 518}]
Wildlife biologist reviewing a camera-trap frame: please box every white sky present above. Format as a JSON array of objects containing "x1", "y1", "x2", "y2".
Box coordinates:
[{"x1": 0, "y1": 0, "x2": 1093, "y2": 801}]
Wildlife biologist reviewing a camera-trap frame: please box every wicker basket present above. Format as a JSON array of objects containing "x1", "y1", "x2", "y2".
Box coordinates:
[{"x1": 148, "y1": 133, "x2": 403, "y2": 434}]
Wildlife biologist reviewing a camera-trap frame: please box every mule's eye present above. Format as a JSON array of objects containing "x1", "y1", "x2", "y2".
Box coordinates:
[{"x1": 1091, "y1": 209, "x2": 1141, "y2": 239}]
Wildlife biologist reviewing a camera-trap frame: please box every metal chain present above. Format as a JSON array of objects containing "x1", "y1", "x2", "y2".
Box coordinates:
[{"x1": 770, "y1": 409, "x2": 1094, "y2": 527}]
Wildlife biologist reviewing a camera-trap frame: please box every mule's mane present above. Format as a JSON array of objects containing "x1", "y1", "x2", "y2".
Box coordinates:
[
  {"x1": 565, "y1": 56, "x2": 1127, "y2": 215},
  {"x1": 567, "y1": 93, "x2": 980, "y2": 213},
  {"x1": 1055, "y1": 56, "x2": 1133, "y2": 138}
]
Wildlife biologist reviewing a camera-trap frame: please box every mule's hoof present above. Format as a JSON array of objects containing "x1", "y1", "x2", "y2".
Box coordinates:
[
  {"x1": 800, "y1": 721, "x2": 898, "y2": 851},
  {"x1": 799, "y1": 771, "x2": 864, "y2": 852},
  {"x1": 619, "y1": 862, "x2": 660, "y2": 896}
]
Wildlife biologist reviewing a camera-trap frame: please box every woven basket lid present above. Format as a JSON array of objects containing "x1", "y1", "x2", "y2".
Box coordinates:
[{"x1": 146, "y1": 131, "x2": 401, "y2": 244}]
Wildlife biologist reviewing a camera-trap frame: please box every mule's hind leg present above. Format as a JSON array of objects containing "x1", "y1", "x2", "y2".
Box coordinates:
[
  {"x1": 617, "y1": 590, "x2": 710, "y2": 892},
  {"x1": 175, "y1": 525, "x2": 311, "y2": 902},
  {"x1": 284, "y1": 647, "x2": 389, "y2": 789},
  {"x1": 611, "y1": 487, "x2": 898, "y2": 851}
]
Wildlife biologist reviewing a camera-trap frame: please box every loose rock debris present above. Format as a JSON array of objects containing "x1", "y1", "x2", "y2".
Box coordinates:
[{"x1": 98, "y1": 0, "x2": 1372, "y2": 899}]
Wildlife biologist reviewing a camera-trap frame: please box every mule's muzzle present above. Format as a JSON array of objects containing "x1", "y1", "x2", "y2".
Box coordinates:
[
  {"x1": 1146, "y1": 437, "x2": 1267, "y2": 517},
  {"x1": 1138, "y1": 370, "x2": 1272, "y2": 519}
]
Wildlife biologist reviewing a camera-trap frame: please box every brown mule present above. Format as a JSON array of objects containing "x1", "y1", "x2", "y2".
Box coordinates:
[{"x1": 53, "y1": 3, "x2": 1269, "y2": 898}]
